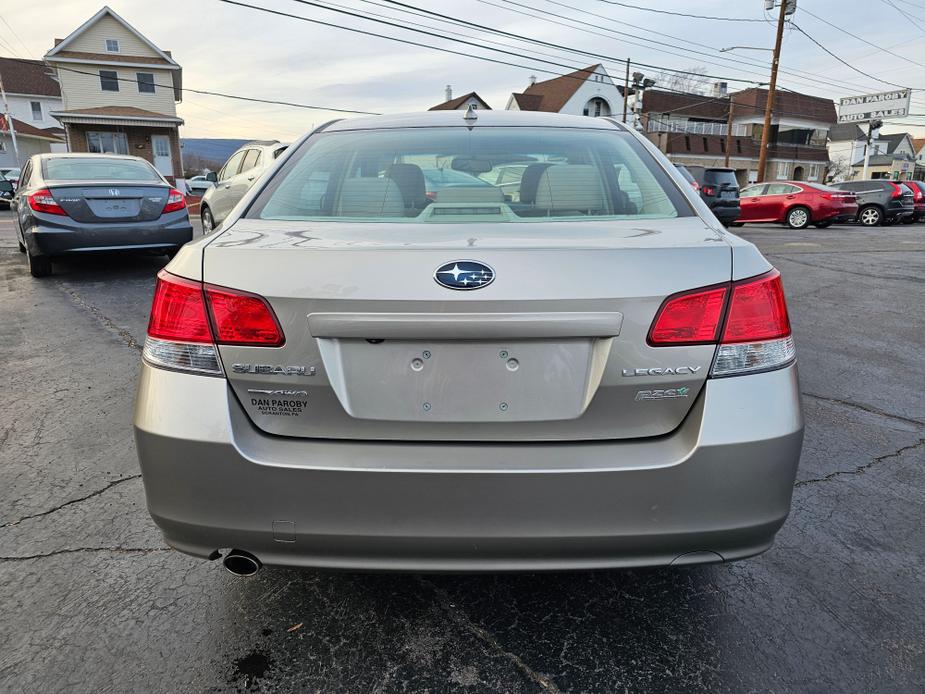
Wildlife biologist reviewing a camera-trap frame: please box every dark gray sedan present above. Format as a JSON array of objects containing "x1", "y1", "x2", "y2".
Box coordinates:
[{"x1": 14, "y1": 153, "x2": 193, "y2": 277}]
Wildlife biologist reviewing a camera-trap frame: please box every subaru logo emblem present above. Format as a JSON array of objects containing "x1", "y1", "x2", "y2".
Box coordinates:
[{"x1": 434, "y1": 260, "x2": 495, "y2": 290}]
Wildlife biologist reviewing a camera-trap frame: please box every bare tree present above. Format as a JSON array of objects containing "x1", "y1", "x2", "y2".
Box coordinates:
[
  {"x1": 825, "y1": 154, "x2": 853, "y2": 183},
  {"x1": 650, "y1": 67, "x2": 711, "y2": 95}
]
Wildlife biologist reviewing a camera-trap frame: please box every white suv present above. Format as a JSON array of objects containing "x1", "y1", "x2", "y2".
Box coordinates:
[{"x1": 200, "y1": 140, "x2": 287, "y2": 232}]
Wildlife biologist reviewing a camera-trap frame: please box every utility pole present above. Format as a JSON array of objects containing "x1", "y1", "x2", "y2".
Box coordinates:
[
  {"x1": 623, "y1": 60, "x2": 630, "y2": 123},
  {"x1": 724, "y1": 101, "x2": 735, "y2": 168},
  {"x1": 756, "y1": 0, "x2": 789, "y2": 183},
  {"x1": 861, "y1": 118, "x2": 883, "y2": 180},
  {"x1": 0, "y1": 70, "x2": 20, "y2": 168}
]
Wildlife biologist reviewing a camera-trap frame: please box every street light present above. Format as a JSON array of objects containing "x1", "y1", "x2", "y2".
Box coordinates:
[{"x1": 719, "y1": 46, "x2": 774, "y2": 53}]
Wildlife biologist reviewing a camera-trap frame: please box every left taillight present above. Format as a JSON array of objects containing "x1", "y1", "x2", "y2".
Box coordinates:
[
  {"x1": 162, "y1": 188, "x2": 186, "y2": 213},
  {"x1": 28, "y1": 188, "x2": 68, "y2": 216},
  {"x1": 143, "y1": 269, "x2": 284, "y2": 376}
]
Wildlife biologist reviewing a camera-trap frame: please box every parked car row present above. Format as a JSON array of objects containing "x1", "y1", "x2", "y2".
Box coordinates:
[{"x1": 675, "y1": 164, "x2": 922, "y2": 229}]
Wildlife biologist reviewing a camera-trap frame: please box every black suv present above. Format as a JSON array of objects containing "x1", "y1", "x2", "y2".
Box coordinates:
[
  {"x1": 831, "y1": 179, "x2": 915, "y2": 226},
  {"x1": 678, "y1": 165, "x2": 741, "y2": 226}
]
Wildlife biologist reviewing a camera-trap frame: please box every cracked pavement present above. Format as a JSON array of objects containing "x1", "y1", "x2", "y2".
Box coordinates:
[{"x1": 1, "y1": 212, "x2": 923, "y2": 692}]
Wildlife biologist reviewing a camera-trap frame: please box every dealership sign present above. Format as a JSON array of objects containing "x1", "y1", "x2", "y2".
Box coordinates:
[{"x1": 838, "y1": 89, "x2": 911, "y2": 123}]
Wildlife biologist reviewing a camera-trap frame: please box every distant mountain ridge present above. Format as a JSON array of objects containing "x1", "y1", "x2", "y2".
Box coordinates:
[{"x1": 181, "y1": 138, "x2": 248, "y2": 167}]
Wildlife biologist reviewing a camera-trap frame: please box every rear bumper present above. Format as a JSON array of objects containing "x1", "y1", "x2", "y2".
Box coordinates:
[
  {"x1": 134, "y1": 363, "x2": 804, "y2": 571},
  {"x1": 709, "y1": 204, "x2": 741, "y2": 223},
  {"x1": 27, "y1": 216, "x2": 193, "y2": 256}
]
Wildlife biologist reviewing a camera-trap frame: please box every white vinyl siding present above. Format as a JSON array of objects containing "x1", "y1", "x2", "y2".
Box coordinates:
[
  {"x1": 54, "y1": 67, "x2": 178, "y2": 114},
  {"x1": 64, "y1": 15, "x2": 161, "y2": 58}
]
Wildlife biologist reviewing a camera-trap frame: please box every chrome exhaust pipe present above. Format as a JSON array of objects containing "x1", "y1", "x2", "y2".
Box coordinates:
[{"x1": 223, "y1": 549, "x2": 262, "y2": 576}]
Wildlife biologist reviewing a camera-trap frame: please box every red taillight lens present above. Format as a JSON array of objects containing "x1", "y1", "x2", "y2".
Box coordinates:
[
  {"x1": 163, "y1": 188, "x2": 186, "y2": 213},
  {"x1": 649, "y1": 270, "x2": 791, "y2": 346},
  {"x1": 890, "y1": 183, "x2": 903, "y2": 199},
  {"x1": 702, "y1": 185, "x2": 716, "y2": 196},
  {"x1": 147, "y1": 270, "x2": 285, "y2": 347},
  {"x1": 721, "y1": 270, "x2": 790, "y2": 343},
  {"x1": 147, "y1": 270, "x2": 213, "y2": 343},
  {"x1": 648, "y1": 286, "x2": 728, "y2": 345},
  {"x1": 205, "y1": 286, "x2": 284, "y2": 346},
  {"x1": 27, "y1": 188, "x2": 68, "y2": 216}
]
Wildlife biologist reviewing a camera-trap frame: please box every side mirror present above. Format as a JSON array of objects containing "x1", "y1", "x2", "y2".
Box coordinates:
[
  {"x1": 0, "y1": 180, "x2": 13, "y2": 194},
  {"x1": 205, "y1": 171, "x2": 218, "y2": 183}
]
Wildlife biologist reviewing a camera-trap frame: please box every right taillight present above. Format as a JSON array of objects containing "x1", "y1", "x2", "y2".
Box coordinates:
[
  {"x1": 143, "y1": 269, "x2": 285, "y2": 375},
  {"x1": 649, "y1": 269, "x2": 795, "y2": 377}
]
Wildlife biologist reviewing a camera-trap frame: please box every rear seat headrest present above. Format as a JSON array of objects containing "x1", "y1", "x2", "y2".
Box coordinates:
[
  {"x1": 336, "y1": 177, "x2": 405, "y2": 217},
  {"x1": 534, "y1": 165, "x2": 606, "y2": 213}
]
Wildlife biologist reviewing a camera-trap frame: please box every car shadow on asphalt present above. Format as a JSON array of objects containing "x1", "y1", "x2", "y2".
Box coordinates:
[
  {"x1": 210, "y1": 565, "x2": 729, "y2": 691},
  {"x1": 42, "y1": 251, "x2": 169, "y2": 283}
]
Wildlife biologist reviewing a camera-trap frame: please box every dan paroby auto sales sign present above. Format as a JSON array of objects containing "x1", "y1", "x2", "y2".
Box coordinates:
[{"x1": 838, "y1": 90, "x2": 911, "y2": 124}]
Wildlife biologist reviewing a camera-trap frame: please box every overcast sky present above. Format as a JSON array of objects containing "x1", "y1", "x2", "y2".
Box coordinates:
[{"x1": 4, "y1": 0, "x2": 925, "y2": 139}]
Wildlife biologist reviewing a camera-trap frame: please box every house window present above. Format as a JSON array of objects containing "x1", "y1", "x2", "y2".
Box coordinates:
[
  {"x1": 720, "y1": 138, "x2": 726, "y2": 153},
  {"x1": 87, "y1": 131, "x2": 129, "y2": 155},
  {"x1": 736, "y1": 139, "x2": 742, "y2": 154},
  {"x1": 30, "y1": 101, "x2": 42, "y2": 121},
  {"x1": 776, "y1": 161, "x2": 789, "y2": 180},
  {"x1": 105, "y1": 39, "x2": 120, "y2": 52},
  {"x1": 684, "y1": 136, "x2": 691, "y2": 151},
  {"x1": 702, "y1": 137, "x2": 708, "y2": 151},
  {"x1": 99, "y1": 70, "x2": 119, "y2": 92},
  {"x1": 808, "y1": 163, "x2": 820, "y2": 181},
  {"x1": 137, "y1": 73, "x2": 156, "y2": 94}
]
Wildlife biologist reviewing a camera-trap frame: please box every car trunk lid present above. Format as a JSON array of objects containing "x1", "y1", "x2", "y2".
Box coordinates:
[
  {"x1": 48, "y1": 183, "x2": 168, "y2": 223},
  {"x1": 204, "y1": 217, "x2": 731, "y2": 442}
]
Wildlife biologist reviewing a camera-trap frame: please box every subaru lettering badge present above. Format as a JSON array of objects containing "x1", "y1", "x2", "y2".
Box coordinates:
[
  {"x1": 109, "y1": 188, "x2": 120, "y2": 196},
  {"x1": 434, "y1": 260, "x2": 495, "y2": 290}
]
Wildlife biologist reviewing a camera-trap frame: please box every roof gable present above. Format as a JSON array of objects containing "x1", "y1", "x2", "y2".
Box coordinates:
[
  {"x1": 45, "y1": 6, "x2": 178, "y2": 67},
  {"x1": 879, "y1": 132, "x2": 912, "y2": 154},
  {"x1": 429, "y1": 91, "x2": 491, "y2": 110},
  {"x1": 510, "y1": 64, "x2": 605, "y2": 112}
]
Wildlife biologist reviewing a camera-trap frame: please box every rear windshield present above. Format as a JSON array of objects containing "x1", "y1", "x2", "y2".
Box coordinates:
[
  {"x1": 703, "y1": 169, "x2": 738, "y2": 186},
  {"x1": 248, "y1": 127, "x2": 691, "y2": 223},
  {"x1": 43, "y1": 158, "x2": 161, "y2": 182}
]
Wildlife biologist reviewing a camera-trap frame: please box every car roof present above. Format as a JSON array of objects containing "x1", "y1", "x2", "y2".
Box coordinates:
[{"x1": 323, "y1": 110, "x2": 627, "y2": 133}]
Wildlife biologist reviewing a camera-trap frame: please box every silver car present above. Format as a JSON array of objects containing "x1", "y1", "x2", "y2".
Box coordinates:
[
  {"x1": 198, "y1": 140, "x2": 288, "y2": 233},
  {"x1": 135, "y1": 111, "x2": 803, "y2": 575}
]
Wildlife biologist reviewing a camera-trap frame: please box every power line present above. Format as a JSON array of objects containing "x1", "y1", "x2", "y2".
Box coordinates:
[
  {"x1": 791, "y1": 23, "x2": 919, "y2": 89},
  {"x1": 220, "y1": 0, "x2": 857, "y2": 124},
  {"x1": 880, "y1": 0, "x2": 925, "y2": 32},
  {"x1": 4, "y1": 55, "x2": 380, "y2": 115},
  {"x1": 591, "y1": 1, "x2": 766, "y2": 22},
  {"x1": 0, "y1": 15, "x2": 34, "y2": 59},
  {"x1": 483, "y1": 0, "x2": 892, "y2": 101},
  {"x1": 799, "y1": 7, "x2": 925, "y2": 69},
  {"x1": 368, "y1": 0, "x2": 765, "y2": 83}
]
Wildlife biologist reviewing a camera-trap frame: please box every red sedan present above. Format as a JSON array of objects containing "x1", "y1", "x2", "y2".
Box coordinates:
[{"x1": 735, "y1": 181, "x2": 858, "y2": 229}]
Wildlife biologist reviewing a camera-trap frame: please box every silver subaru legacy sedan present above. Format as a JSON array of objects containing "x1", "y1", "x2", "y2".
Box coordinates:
[{"x1": 134, "y1": 110, "x2": 803, "y2": 575}]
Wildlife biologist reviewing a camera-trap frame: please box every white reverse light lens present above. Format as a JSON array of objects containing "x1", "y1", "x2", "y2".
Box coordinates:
[
  {"x1": 143, "y1": 337, "x2": 223, "y2": 376},
  {"x1": 710, "y1": 336, "x2": 795, "y2": 377}
]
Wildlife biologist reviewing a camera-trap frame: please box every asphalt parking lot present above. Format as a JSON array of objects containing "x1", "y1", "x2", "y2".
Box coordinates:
[{"x1": 1, "y1": 209, "x2": 923, "y2": 692}]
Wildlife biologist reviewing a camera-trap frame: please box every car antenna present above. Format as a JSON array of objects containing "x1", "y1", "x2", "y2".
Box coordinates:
[{"x1": 463, "y1": 103, "x2": 478, "y2": 130}]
